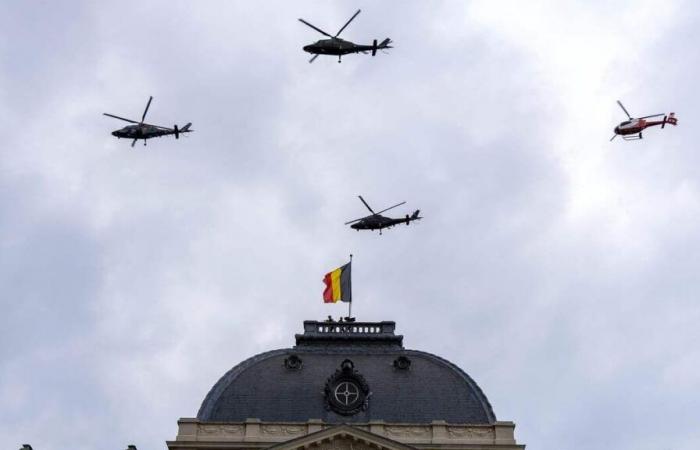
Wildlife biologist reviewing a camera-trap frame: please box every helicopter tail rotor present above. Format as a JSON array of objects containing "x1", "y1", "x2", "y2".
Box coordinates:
[
  {"x1": 175, "y1": 123, "x2": 193, "y2": 139},
  {"x1": 378, "y1": 38, "x2": 392, "y2": 49},
  {"x1": 406, "y1": 210, "x2": 421, "y2": 225},
  {"x1": 667, "y1": 112, "x2": 677, "y2": 126}
]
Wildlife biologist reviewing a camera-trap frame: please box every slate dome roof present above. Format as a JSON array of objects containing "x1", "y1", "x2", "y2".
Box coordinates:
[{"x1": 197, "y1": 321, "x2": 496, "y2": 424}]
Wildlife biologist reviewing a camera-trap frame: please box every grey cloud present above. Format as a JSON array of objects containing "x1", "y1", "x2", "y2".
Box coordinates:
[{"x1": 1, "y1": 2, "x2": 699, "y2": 450}]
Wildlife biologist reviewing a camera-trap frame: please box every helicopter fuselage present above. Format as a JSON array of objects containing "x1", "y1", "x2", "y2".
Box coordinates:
[
  {"x1": 351, "y1": 214, "x2": 396, "y2": 230},
  {"x1": 112, "y1": 124, "x2": 172, "y2": 140},
  {"x1": 303, "y1": 38, "x2": 373, "y2": 56},
  {"x1": 613, "y1": 114, "x2": 677, "y2": 137},
  {"x1": 350, "y1": 212, "x2": 421, "y2": 232}
]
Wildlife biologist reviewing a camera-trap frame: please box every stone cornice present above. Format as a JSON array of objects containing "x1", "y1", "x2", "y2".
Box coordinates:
[{"x1": 168, "y1": 418, "x2": 523, "y2": 450}]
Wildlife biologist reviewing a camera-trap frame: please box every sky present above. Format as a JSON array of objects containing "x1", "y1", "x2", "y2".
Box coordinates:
[{"x1": 1, "y1": 1, "x2": 699, "y2": 449}]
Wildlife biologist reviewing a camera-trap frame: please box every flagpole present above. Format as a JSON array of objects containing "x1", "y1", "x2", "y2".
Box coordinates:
[{"x1": 348, "y1": 253, "x2": 353, "y2": 318}]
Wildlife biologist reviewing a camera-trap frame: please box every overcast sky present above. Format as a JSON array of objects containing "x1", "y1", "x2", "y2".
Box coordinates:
[{"x1": 1, "y1": 1, "x2": 699, "y2": 449}]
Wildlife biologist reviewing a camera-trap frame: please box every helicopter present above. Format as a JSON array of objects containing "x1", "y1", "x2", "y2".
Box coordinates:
[
  {"x1": 610, "y1": 100, "x2": 677, "y2": 141},
  {"x1": 299, "y1": 9, "x2": 392, "y2": 63},
  {"x1": 104, "y1": 96, "x2": 193, "y2": 147},
  {"x1": 345, "y1": 196, "x2": 421, "y2": 235}
]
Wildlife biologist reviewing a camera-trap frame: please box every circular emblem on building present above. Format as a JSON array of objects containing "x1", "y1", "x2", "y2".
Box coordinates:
[
  {"x1": 393, "y1": 356, "x2": 411, "y2": 370},
  {"x1": 324, "y1": 359, "x2": 370, "y2": 415},
  {"x1": 334, "y1": 381, "x2": 360, "y2": 405},
  {"x1": 284, "y1": 354, "x2": 303, "y2": 370}
]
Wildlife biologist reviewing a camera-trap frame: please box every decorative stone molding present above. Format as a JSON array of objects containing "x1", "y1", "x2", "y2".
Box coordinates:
[
  {"x1": 384, "y1": 426, "x2": 431, "y2": 438},
  {"x1": 446, "y1": 426, "x2": 495, "y2": 439},
  {"x1": 198, "y1": 424, "x2": 244, "y2": 436},
  {"x1": 315, "y1": 438, "x2": 375, "y2": 450},
  {"x1": 170, "y1": 418, "x2": 523, "y2": 449},
  {"x1": 262, "y1": 425, "x2": 307, "y2": 437}
]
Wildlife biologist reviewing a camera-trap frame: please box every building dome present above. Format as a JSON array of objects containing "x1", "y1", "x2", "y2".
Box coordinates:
[{"x1": 197, "y1": 321, "x2": 496, "y2": 424}]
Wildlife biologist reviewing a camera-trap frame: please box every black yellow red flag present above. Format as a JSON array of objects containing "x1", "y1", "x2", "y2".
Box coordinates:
[{"x1": 322, "y1": 262, "x2": 351, "y2": 303}]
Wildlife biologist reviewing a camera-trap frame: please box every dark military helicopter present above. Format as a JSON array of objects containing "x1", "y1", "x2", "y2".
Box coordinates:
[
  {"x1": 104, "y1": 96, "x2": 193, "y2": 147},
  {"x1": 299, "y1": 9, "x2": 392, "y2": 63},
  {"x1": 345, "y1": 196, "x2": 421, "y2": 235}
]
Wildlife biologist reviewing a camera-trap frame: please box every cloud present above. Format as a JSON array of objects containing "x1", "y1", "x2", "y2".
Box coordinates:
[{"x1": 1, "y1": 1, "x2": 698, "y2": 450}]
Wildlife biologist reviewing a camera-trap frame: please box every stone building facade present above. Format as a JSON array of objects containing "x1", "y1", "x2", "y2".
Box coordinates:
[{"x1": 168, "y1": 321, "x2": 524, "y2": 450}]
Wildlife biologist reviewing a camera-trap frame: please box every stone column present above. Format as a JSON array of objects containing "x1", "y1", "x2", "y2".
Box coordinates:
[
  {"x1": 245, "y1": 418, "x2": 262, "y2": 441},
  {"x1": 430, "y1": 420, "x2": 448, "y2": 444},
  {"x1": 494, "y1": 421, "x2": 516, "y2": 445}
]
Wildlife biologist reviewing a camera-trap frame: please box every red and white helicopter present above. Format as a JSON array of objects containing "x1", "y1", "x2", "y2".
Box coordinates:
[{"x1": 611, "y1": 100, "x2": 677, "y2": 141}]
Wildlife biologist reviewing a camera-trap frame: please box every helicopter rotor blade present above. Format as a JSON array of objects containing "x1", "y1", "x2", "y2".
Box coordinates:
[
  {"x1": 610, "y1": 134, "x2": 618, "y2": 141},
  {"x1": 638, "y1": 113, "x2": 665, "y2": 119},
  {"x1": 308, "y1": 54, "x2": 319, "y2": 63},
  {"x1": 358, "y1": 195, "x2": 375, "y2": 214},
  {"x1": 375, "y1": 201, "x2": 407, "y2": 215},
  {"x1": 335, "y1": 9, "x2": 361, "y2": 37},
  {"x1": 617, "y1": 100, "x2": 632, "y2": 119},
  {"x1": 344, "y1": 217, "x2": 365, "y2": 225},
  {"x1": 148, "y1": 123, "x2": 175, "y2": 131},
  {"x1": 298, "y1": 18, "x2": 333, "y2": 37},
  {"x1": 103, "y1": 113, "x2": 139, "y2": 124},
  {"x1": 141, "y1": 96, "x2": 153, "y2": 123}
]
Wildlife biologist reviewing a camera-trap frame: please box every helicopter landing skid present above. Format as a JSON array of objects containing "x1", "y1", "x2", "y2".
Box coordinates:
[{"x1": 622, "y1": 133, "x2": 643, "y2": 141}]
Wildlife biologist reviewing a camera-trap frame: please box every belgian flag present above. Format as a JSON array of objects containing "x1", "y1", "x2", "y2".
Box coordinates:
[{"x1": 323, "y1": 262, "x2": 351, "y2": 303}]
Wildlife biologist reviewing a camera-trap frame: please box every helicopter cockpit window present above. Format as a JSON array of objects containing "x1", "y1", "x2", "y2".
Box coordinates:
[{"x1": 620, "y1": 121, "x2": 632, "y2": 126}]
